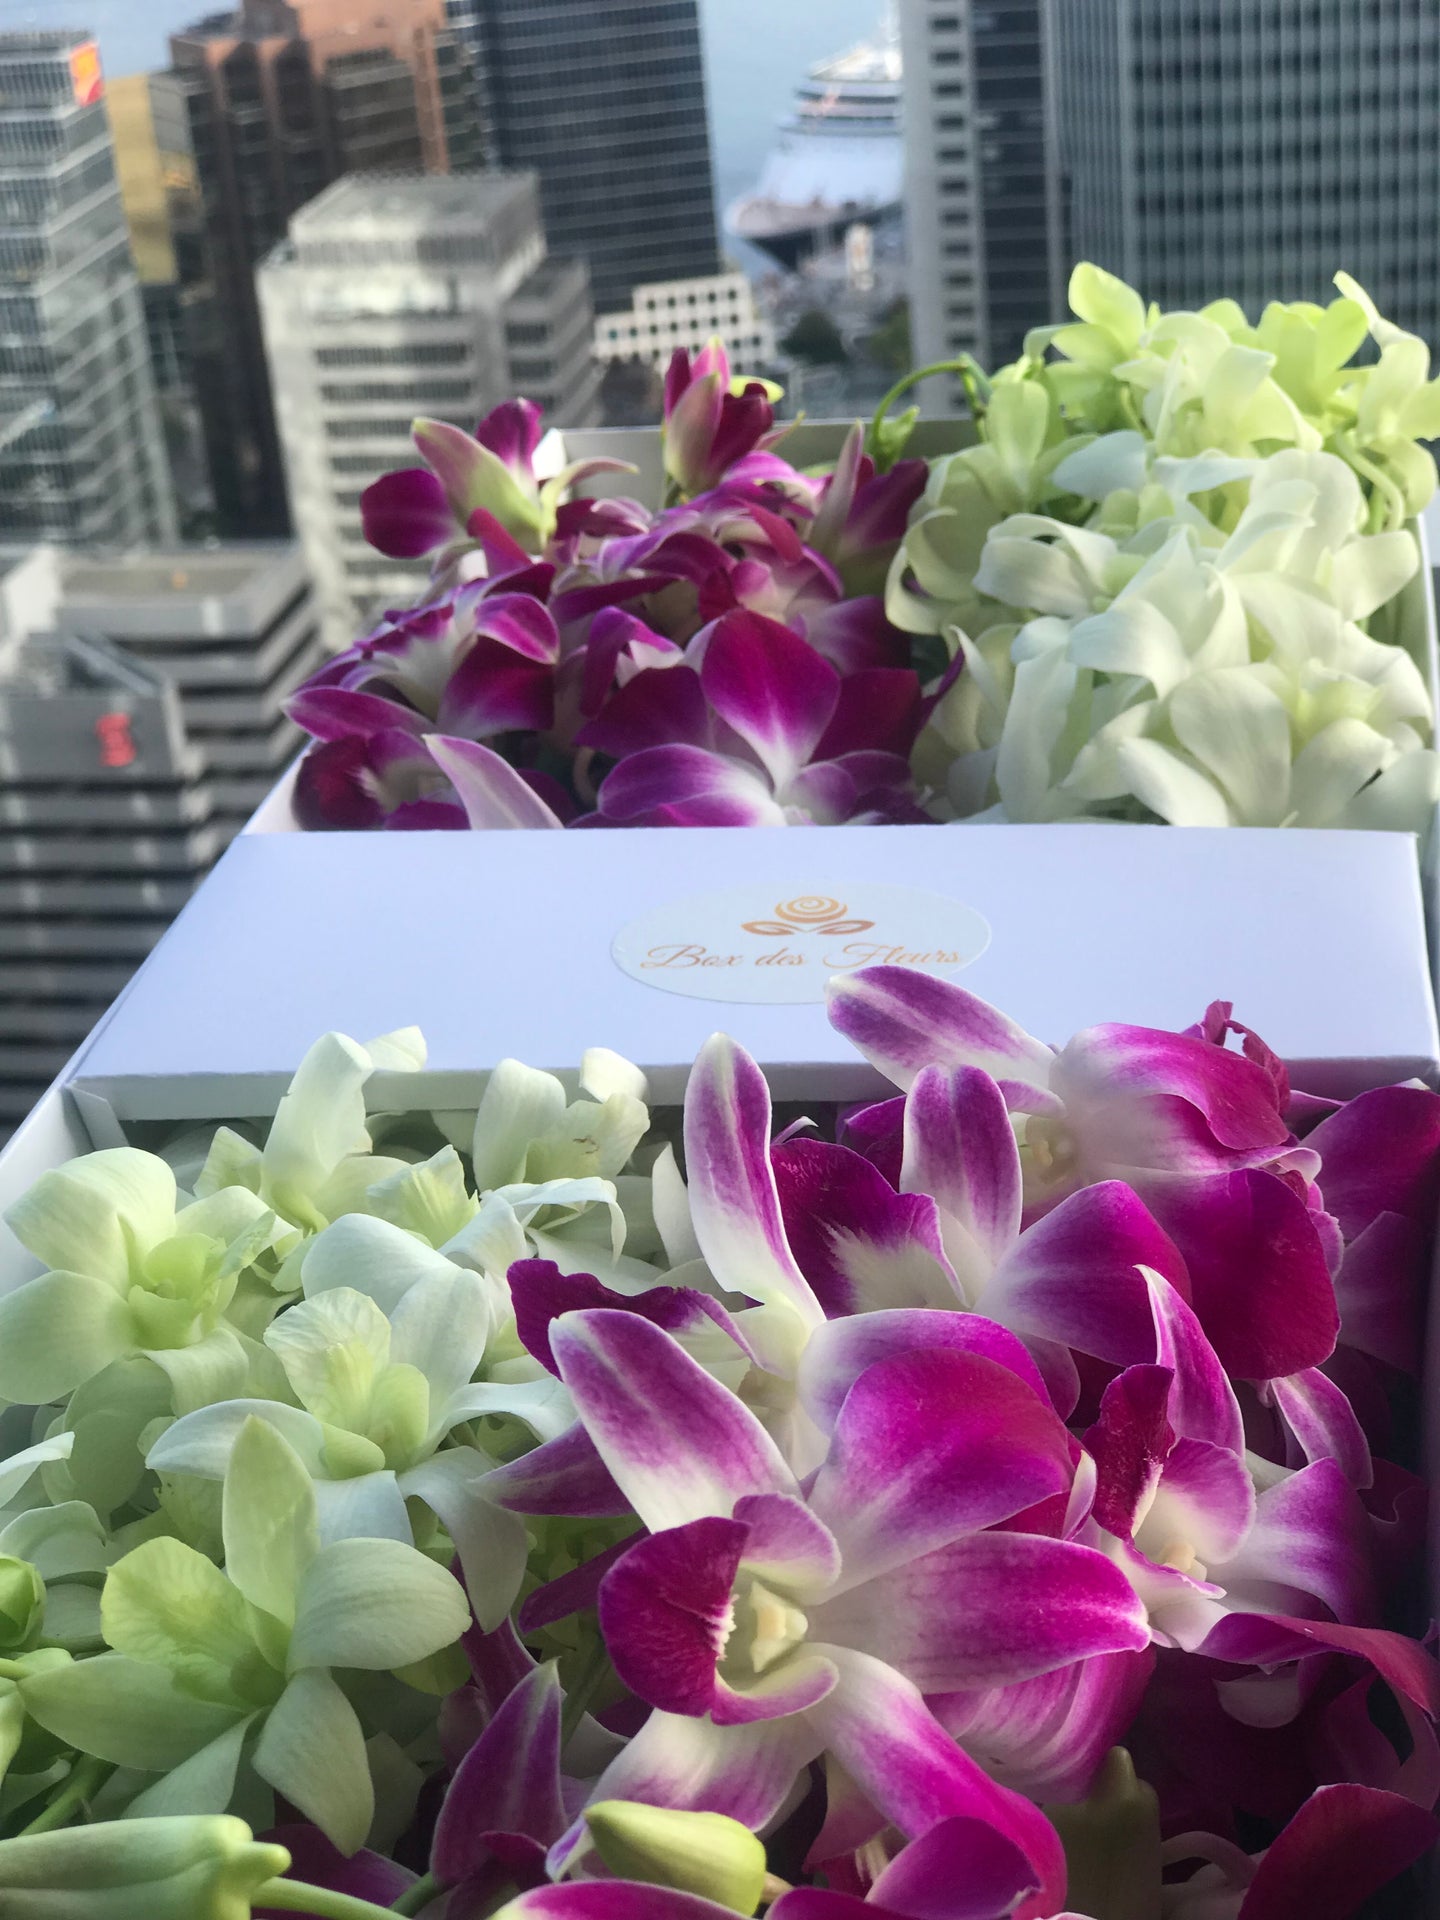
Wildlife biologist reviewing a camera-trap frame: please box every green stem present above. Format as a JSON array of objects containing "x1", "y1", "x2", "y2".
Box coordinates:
[
  {"x1": 869, "y1": 355, "x2": 990, "y2": 450},
  {"x1": 17, "y1": 1755, "x2": 112, "y2": 1835},
  {"x1": 560, "y1": 1634, "x2": 614, "y2": 1745},
  {"x1": 254, "y1": 1881, "x2": 413, "y2": 1920},
  {"x1": 391, "y1": 1872, "x2": 444, "y2": 1916}
]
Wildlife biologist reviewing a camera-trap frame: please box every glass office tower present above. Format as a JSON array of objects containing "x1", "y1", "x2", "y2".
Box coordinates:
[
  {"x1": 0, "y1": 32, "x2": 177, "y2": 545},
  {"x1": 446, "y1": 0, "x2": 721, "y2": 314}
]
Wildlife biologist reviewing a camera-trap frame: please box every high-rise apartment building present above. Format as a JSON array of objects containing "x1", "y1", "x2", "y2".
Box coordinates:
[
  {"x1": 0, "y1": 541, "x2": 319, "y2": 1139},
  {"x1": 168, "y1": 0, "x2": 484, "y2": 539},
  {"x1": 899, "y1": 1, "x2": 1064, "y2": 388},
  {"x1": 1053, "y1": 2, "x2": 1440, "y2": 344},
  {"x1": 446, "y1": 0, "x2": 720, "y2": 315},
  {"x1": 0, "y1": 33, "x2": 178, "y2": 547},
  {"x1": 258, "y1": 171, "x2": 601, "y2": 646},
  {"x1": 595, "y1": 272, "x2": 777, "y2": 374}
]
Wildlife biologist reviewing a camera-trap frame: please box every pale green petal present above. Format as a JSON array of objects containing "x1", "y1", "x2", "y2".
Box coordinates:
[
  {"x1": 265, "y1": 1288, "x2": 391, "y2": 1426},
  {"x1": 651, "y1": 1144, "x2": 701, "y2": 1267},
  {"x1": 388, "y1": 1268, "x2": 493, "y2": 1423},
  {"x1": 147, "y1": 1399, "x2": 329, "y2": 1483},
  {"x1": 1336, "y1": 744, "x2": 1440, "y2": 832},
  {"x1": 1328, "y1": 530, "x2": 1420, "y2": 621},
  {"x1": 1067, "y1": 600, "x2": 1190, "y2": 698},
  {"x1": 4, "y1": 1150, "x2": 176, "y2": 1284},
  {"x1": 1069, "y1": 261, "x2": 1147, "y2": 350},
  {"x1": 145, "y1": 1327, "x2": 251, "y2": 1417},
  {"x1": 54, "y1": 1358, "x2": 175, "y2": 1519},
  {"x1": 1113, "y1": 738, "x2": 1233, "y2": 825},
  {"x1": 312, "y1": 1472, "x2": 412, "y2": 1546},
  {"x1": 492, "y1": 1177, "x2": 626, "y2": 1257},
  {"x1": 261, "y1": 1033, "x2": 374, "y2": 1226},
  {"x1": 302, "y1": 1214, "x2": 461, "y2": 1313},
  {"x1": 439, "y1": 1375, "x2": 575, "y2": 1444},
  {"x1": 363, "y1": 1026, "x2": 426, "y2": 1073},
  {"x1": 221, "y1": 1417, "x2": 319, "y2": 1626},
  {"x1": 995, "y1": 650, "x2": 1083, "y2": 822},
  {"x1": 101, "y1": 1538, "x2": 272, "y2": 1709},
  {"x1": 21, "y1": 1653, "x2": 244, "y2": 1769},
  {"x1": 1051, "y1": 430, "x2": 1149, "y2": 501},
  {"x1": 0, "y1": 1272, "x2": 133, "y2": 1404},
  {"x1": 0, "y1": 1501, "x2": 104, "y2": 1576},
  {"x1": 1287, "y1": 720, "x2": 1393, "y2": 826},
  {"x1": 441, "y1": 1192, "x2": 528, "y2": 1278},
  {"x1": 0, "y1": 1432, "x2": 75, "y2": 1509},
  {"x1": 363, "y1": 1148, "x2": 477, "y2": 1246},
  {"x1": 288, "y1": 1537, "x2": 469, "y2": 1674},
  {"x1": 1168, "y1": 671, "x2": 1292, "y2": 825},
  {"x1": 37, "y1": 1582, "x2": 103, "y2": 1652},
  {"x1": 529, "y1": 1095, "x2": 649, "y2": 1184},
  {"x1": 193, "y1": 1126, "x2": 263, "y2": 1200},
  {"x1": 122, "y1": 1713, "x2": 254, "y2": 1819},
  {"x1": 0, "y1": 1685, "x2": 25, "y2": 1779},
  {"x1": 579, "y1": 1048, "x2": 648, "y2": 1105},
  {"x1": 400, "y1": 1448, "x2": 528, "y2": 1632},
  {"x1": 254, "y1": 1668, "x2": 373, "y2": 1855},
  {"x1": 471, "y1": 1059, "x2": 568, "y2": 1192},
  {"x1": 174, "y1": 1188, "x2": 277, "y2": 1264}
]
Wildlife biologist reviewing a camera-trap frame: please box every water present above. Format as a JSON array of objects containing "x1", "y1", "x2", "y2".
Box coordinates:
[{"x1": 0, "y1": 0, "x2": 887, "y2": 241}]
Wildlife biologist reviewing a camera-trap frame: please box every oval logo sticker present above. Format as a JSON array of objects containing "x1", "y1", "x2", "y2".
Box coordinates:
[{"x1": 613, "y1": 884, "x2": 992, "y2": 1005}]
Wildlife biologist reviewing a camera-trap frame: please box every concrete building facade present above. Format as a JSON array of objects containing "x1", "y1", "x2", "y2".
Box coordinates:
[
  {"x1": 0, "y1": 32, "x2": 178, "y2": 547},
  {"x1": 258, "y1": 171, "x2": 601, "y2": 646},
  {"x1": 1052, "y1": 0, "x2": 1440, "y2": 344},
  {"x1": 594, "y1": 272, "x2": 777, "y2": 373},
  {"x1": 899, "y1": 0, "x2": 1065, "y2": 391}
]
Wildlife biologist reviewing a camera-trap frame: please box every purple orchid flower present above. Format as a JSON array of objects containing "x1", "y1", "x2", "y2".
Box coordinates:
[
  {"x1": 663, "y1": 341, "x2": 785, "y2": 499},
  {"x1": 539, "y1": 1308, "x2": 1147, "y2": 1906},
  {"x1": 362, "y1": 399, "x2": 632, "y2": 559},
  {"x1": 255, "y1": 1826, "x2": 416, "y2": 1918},
  {"x1": 591, "y1": 612, "x2": 927, "y2": 826},
  {"x1": 805, "y1": 423, "x2": 929, "y2": 598}
]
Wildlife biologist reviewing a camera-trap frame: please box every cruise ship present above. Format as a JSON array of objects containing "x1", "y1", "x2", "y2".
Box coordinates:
[{"x1": 725, "y1": 19, "x2": 903, "y2": 271}]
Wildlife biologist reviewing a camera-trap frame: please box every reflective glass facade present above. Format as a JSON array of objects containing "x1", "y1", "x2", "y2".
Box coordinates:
[
  {"x1": 446, "y1": 0, "x2": 720, "y2": 314},
  {"x1": 0, "y1": 33, "x2": 177, "y2": 545},
  {"x1": 1056, "y1": 0, "x2": 1440, "y2": 345}
]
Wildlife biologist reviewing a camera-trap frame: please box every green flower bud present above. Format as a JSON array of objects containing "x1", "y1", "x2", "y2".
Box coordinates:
[
  {"x1": 584, "y1": 1800, "x2": 767, "y2": 1915},
  {"x1": 1045, "y1": 1747, "x2": 1162, "y2": 1920},
  {"x1": 0, "y1": 1814, "x2": 289, "y2": 1920},
  {"x1": 0, "y1": 1557, "x2": 45, "y2": 1652}
]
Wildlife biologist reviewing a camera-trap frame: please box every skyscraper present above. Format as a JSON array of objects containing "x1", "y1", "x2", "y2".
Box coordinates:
[
  {"x1": 258, "y1": 171, "x2": 600, "y2": 646},
  {"x1": 899, "y1": 0, "x2": 1064, "y2": 385},
  {"x1": 0, "y1": 33, "x2": 178, "y2": 547},
  {"x1": 1053, "y1": 1, "x2": 1440, "y2": 345},
  {"x1": 447, "y1": 0, "x2": 720, "y2": 314},
  {"x1": 168, "y1": 0, "x2": 484, "y2": 538}
]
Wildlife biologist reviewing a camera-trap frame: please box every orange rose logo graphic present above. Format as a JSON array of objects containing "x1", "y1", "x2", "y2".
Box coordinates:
[{"x1": 741, "y1": 894, "x2": 875, "y2": 937}]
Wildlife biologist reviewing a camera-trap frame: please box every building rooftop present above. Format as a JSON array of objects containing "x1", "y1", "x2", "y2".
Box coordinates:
[
  {"x1": 59, "y1": 544, "x2": 302, "y2": 608},
  {"x1": 0, "y1": 30, "x2": 96, "y2": 56},
  {"x1": 289, "y1": 169, "x2": 535, "y2": 236}
]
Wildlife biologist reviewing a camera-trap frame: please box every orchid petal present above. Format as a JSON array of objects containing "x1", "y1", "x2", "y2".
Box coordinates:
[
  {"x1": 798, "y1": 1311, "x2": 1052, "y2": 1435},
  {"x1": 772, "y1": 1138, "x2": 958, "y2": 1316},
  {"x1": 426, "y1": 736, "x2": 565, "y2": 831},
  {"x1": 901, "y1": 1065, "x2": 1023, "y2": 1278},
  {"x1": 826, "y1": 967, "x2": 1055, "y2": 1097}
]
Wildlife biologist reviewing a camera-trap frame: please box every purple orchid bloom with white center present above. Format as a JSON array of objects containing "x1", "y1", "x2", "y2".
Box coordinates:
[
  {"x1": 1080, "y1": 1269, "x2": 1379, "y2": 1651},
  {"x1": 362, "y1": 398, "x2": 632, "y2": 560},
  {"x1": 539, "y1": 1308, "x2": 1147, "y2": 1905},
  {"x1": 292, "y1": 727, "x2": 468, "y2": 832},
  {"x1": 592, "y1": 611, "x2": 927, "y2": 827},
  {"x1": 826, "y1": 970, "x2": 1344, "y2": 1386},
  {"x1": 663, "y1": 341, "x2": 786, "y2": 500},
  {"x1": 805, "y1": 422, "x2": 930, "y2": 598}
]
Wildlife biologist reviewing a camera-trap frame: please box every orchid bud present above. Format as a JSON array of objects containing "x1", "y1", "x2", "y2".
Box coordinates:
[
  {"x1": 0, "y1": 1557, "x2": 44, "y2": 1652},
  {"x1": 1045, "y1": 1747, "x2": 1162, "y2": 1920},
  {"x1": 584, "y1": 1800, "x2": 767, "y2": 1914},
  {"x1": 0, "y1": 1815, "x2": 290, "y2": 1920}
]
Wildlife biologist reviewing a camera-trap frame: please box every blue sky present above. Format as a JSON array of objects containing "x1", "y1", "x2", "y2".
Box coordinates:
[{"x1": 0, "y1": 0, "x2": 884, "y2": 197}]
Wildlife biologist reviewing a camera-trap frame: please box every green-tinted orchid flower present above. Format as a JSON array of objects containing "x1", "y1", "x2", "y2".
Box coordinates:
[
  {"x1": 0, "y1": 1154, "x2": 280, "y2": 1413},
  {"x1": 21, "y1": 1417, "x2": 469, "y2": 1852}
]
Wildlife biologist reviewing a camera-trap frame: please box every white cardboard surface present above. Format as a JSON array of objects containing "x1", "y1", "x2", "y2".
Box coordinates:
[{"x1": 67, "y1": 821, "x2": 1438, "y2": 1118}]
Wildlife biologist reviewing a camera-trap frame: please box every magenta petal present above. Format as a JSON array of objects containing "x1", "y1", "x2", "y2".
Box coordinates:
[
  {"x1": 258, "y1": 1827, "x2": 414, "y2": 1913},
  {"x1": 814, "y1": 668, "x2": 925, "y2": 761},
  {"x1": 1224, "y1": 1459, "x2": 1378, "y2": 1625},
  {"x1": 483, "y1": 1424, "x2": 630, "y2": 1517},
  {"x1": 1199, "y1": 1613, "x2": 1440, "y2": 1717},
  {"x1": 1266, "y1": 1368, "x2": 1372, "y2": 1489},
  {"x1": 804, "y1": 1648, "x2": 1067, "y2": 1919},
  {"x1": 869, "y1": 1816, "x2": 1043, "y2": 1920},
  {"x1": 901, "y1": 1066, "x2": 1023, "y2": 1272},
  {"x1": 815, "y1": 1531, "x2": 1150, "y2": 1693},
  {"x1": 437, "y1": 641, "x2": 555, "y2": 737},
  {"x1": 771, "y1": 1138, "x2": 957, "y2": 1316},
  {"x1": 1308, "y1": 1085, "x2": 1440, "y2": 1235},
  {"x1": 930, "y1": 1647, "x2": 1155, "y2": 1805},
  {"x1": 1139, "y1": 1168, "x2": 1339, "y2": 1380},
  {"x1": 492, "y1": 1889, "x2": 739, "y2": 1920},
  {"x1": 798, "y1": 1311, "x2": 1053, "y2": 1436},
  {"x1": 1237, "y1": 1784, "x2": 1438, "y2": 1920},
  {"x1": 508, "y1": 1260, "x2": 743, "y2": 1377},
  {"x1": 475, "y1": 397, "x2": 544, "y2": 473},
  {"x1": 1143, "y1": 1268, "x2": 1244, "y2": 1457},
  {"x1": 426, "y1": 736, "x2": 565, "y2": 830},
  {"x1": 987, "y1": 1183, "x2": 1188, "y2": 1374},
  {"x1": 1085, "y1": 1364, "x2": 1173, "y2": 1538},
  {"x1": 432, "y1": 1665, "x2": 567, "y2": 1885},
  {"x1": 518, "y1": 1537, "x2": 635, "y2": 1634},
  {"x1": 287, "y1": 685, "x2": 427, "y2": 741},
  {"x1": 473, "y1": 592, "x2": 562, "y2": 664},
  {"x1": 732, "y1": 1491, "x2": 842, "y2": 1595},
  {"x1": 808, "y1": 1348, "x2": 1073, "y2": 1587},
  {"x1": 1052, "y1": 1022, "x2": 1293, "y2": 1161},
  {"x1": 599, "y1": 1518, "x2": 747, "y2": 1715},
  {"x1": 1331, "y1": 1212, "x2": 1426, "y2": 1372},
  {"x1": 684, "y1": 1035, "x2": 823, "y2": 1339},
  {"x1": 578, "y1": 664, "x2": 710, "y2": 759},
  {"x1": 827, "y1": 967, "x2": 1055, "y2": 1097},
  {"x1": 699, "y1": 610, "x2": 840, "y2": 788},
  {"x1": 550, "y1": 1310, "x2": 798, "y2": 1533},
  {"x1": 360, "y1": 466, "x2": 456, "y2": 558},
  {"x1": 597, "y1": 744, "x2": 783, "y2": 826}
]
